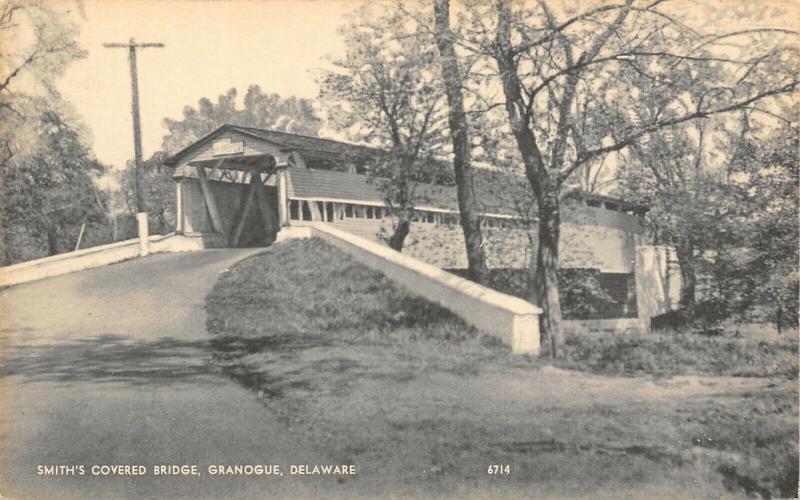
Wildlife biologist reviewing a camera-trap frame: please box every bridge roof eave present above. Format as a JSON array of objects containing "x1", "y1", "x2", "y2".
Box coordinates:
[{"x1": 187, "y1": 154, "x2": 278, "y2": 173}]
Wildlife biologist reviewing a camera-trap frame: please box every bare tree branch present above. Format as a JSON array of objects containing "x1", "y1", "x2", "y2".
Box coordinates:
[{"x1": 568, "y1": 80, "x2": 798, "y2": 174}]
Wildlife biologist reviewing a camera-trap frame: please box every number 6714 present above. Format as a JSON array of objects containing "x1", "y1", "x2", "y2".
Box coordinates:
[{"x1": 487, "y1": 465, "x2": 511, "y2": 474}]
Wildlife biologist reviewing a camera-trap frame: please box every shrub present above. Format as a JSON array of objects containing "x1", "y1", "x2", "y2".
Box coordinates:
[
  {"x1": 651, "y1": 298, "x2": 731, "y2": 335},
  {"x1": 446, "y1": 267, "x2": 635, "y2": 319}
]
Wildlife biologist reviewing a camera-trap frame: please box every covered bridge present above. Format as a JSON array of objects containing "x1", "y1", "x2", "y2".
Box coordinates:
[
  {"x1": 164, "y1": 124, "x2": 682, "y2": 330},
  {"x1": 164, "y1": 124, "x2": 649, "y2": 273}
]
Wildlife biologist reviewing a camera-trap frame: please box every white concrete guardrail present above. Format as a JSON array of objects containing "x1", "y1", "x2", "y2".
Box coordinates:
[
  {"x1": 278, "y1": 224, "x2": 542, "y2": 355},
  {"x1": 0, "y1": 233, "x2": 205, "y2": 288}
]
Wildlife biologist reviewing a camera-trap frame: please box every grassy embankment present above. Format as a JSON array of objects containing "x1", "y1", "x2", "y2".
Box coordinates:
[
  {"x1": 447, "y1": 267, "x2": 798, "y2": 378},
  {"x1": 206, "y1": 238, "x2": 798, "y2": 498}
]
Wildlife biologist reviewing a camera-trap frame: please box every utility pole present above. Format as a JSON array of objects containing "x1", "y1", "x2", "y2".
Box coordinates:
[{"x1": 103, "y1": 38, "x2": 164, "y2": 256}]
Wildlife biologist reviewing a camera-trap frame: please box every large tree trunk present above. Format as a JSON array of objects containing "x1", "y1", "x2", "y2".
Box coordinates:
[
  {"x1": 494, "y1": 0, "x2": 564, "y2": 356},
  {"x1": 528, "y1": 194, "x2": 564, "y2": 357},
  {"x1": 388, "y1": 218, "x2": 411, "y2": 252},
  {"x1": 675, "y1": 242, "x2": 696, "y2": 308},
  {"x1": 433, "y1": 0, "x2": 488, "y2": 284}
]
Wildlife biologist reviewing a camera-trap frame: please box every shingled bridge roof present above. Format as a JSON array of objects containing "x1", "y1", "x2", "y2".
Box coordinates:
[{"x1": 166, "y1": 124, "x2": 647, "y2": 216}]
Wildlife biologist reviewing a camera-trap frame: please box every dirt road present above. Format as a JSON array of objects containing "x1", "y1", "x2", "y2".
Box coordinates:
[{"x1": 0, "y1": 250, "x2": 336, "y2": 500}]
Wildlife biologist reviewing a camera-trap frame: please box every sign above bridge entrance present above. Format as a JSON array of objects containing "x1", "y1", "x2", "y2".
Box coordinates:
[{"x1": 212, "y1": 138, "x2": 245, "y2": 157}]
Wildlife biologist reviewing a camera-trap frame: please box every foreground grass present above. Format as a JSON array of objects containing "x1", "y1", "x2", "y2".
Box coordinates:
[
  {"x1": 558, "y1": 329, "x2": 798, "y2": 378},
  {"x1": 206, "y1": 238, "x2": 798, "y2": 498},
  {"x1": 206, "y1": 238, "x2": 512, "y2": 380}
]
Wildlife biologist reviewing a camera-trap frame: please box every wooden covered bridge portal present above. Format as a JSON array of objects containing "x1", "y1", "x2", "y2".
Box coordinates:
[
  {"x1": 182, "y1": 154, "x2": 282, "y2": 248},
  {"x1": 166, "y1": 125, "x2": 379, "y2": 248}
]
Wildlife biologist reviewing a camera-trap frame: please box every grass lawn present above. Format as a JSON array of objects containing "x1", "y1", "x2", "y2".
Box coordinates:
[{"x1": 206, "y1": 238, "x2": 798, "y2": 498}]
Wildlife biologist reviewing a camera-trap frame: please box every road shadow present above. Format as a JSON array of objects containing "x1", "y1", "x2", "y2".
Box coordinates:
[
  {"x1": 0, "y1": 333, "x2": 220, "y2": 386},
  {"x1": 207, "y1": 333, "x2": 336, "y2": 398}
]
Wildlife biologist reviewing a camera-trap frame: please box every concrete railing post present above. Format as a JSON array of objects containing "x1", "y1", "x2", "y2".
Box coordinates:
[
  {"x1": 137, "y1": 212, "x2": 150, "y2": 256},
  {"x1": 276, "y1": 167, "x2": 289, "y2": 227}
]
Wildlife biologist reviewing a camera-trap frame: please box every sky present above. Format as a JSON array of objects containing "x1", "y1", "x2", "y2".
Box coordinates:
[
  {"x1": 57, "y1": 0, "x2": 355, "y2": 170},
  {"x1": 49, "y1": 0, "x2": 800, "y2": 174}
]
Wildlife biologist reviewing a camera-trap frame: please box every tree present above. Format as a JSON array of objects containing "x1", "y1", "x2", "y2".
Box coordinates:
[
  {"x1": 432, "y1": 0, "x2": 489, "y2": 283},
  {"x1": 621, "y1": 117, "x2": 723, "y2": 308},
  {"x1": 0, "y1": 1, "x2": 85, "y2": 96},
  {"x1": 0, "y1": 1, "x2": 100, "y2": 263},
  {"x1": 161, "y1": 85, "x2": 323, "y2": 154},
  {"x1": 722, "y1": 121, "x2": 799, "y2": 329},
  {"x1": 455, "y1": 0, "x2": 798, "y2": 356},
  {"x1": 319, "y1": 4, "x2": 450, "y2": 251},
  {"x1": 620, "y1": 83, "x2": 798, "y2": 330},
  {"x1": 1, "y1": 104, "x2": 108, "y2": 263},
  {"x1": 0, "y1": 0, "x2": 86, "y2": 168},
  {"x1": 119, "y1": 151, "x2": 176, "y2": 235}
]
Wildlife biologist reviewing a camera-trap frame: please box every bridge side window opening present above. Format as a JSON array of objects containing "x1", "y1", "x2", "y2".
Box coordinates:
[
  {"x1": 301, "y1": 201, "x2": 313, "y2": 221},
  {"x1": 316, "y1": 201, "x2": 325, "y2": 221},
  {"x1": 325, "y1": 202, "x2": 334, "y2": 222},
  {"x1": 290, "y1": 200, "x2": 300, "y2": 220},
  {"x1": 345, "y1": 204, "x2": 354, "y2": 218},
  {"x1": 441, "y1": 213, "x2": 458, "y2": 226},
  {"x1": 409, "y1": 210, "x2": 436, "y2": 224}
]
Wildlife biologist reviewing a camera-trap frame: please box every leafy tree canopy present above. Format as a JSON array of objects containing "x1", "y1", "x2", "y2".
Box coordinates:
[
  {"x1": 118, "y1": 151, "x2": 175, "y2": 235},
  {"x1": 1, "y1": 101, "x2": 108, "y2": 263},
  {"x1": 0, "y1": 0, "x2": 105, "y2": 263},
  {"x1": 318, "y1": 4, "x2": 452, "y2": 250}
]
